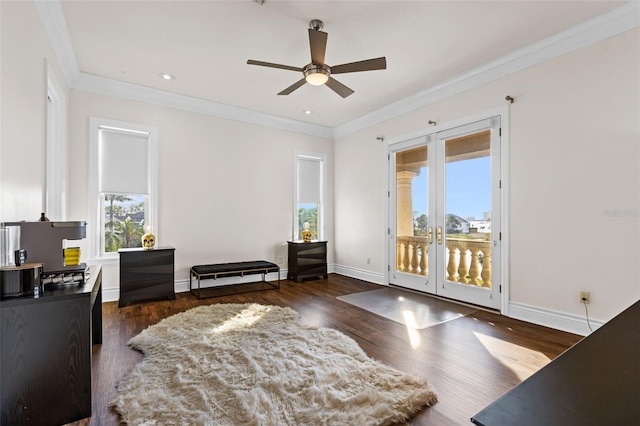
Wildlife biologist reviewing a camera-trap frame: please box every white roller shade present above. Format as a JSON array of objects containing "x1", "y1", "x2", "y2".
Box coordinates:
[
  {"x1": 297, "y1": 157, "x2": 322, "y2": 204},
  {"x1": 99, "y1": 127, "x2": 149, "y2": 194}
]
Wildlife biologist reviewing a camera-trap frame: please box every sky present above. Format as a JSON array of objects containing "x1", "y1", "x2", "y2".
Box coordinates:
[{"x1": 412, "y1": 156, "x2": 491, "y2": 220}]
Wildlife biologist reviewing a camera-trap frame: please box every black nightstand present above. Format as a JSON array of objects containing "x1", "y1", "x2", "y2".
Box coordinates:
[
  {"x1": 287, "y1": 241, "x2": 328, "y2": 282},
  {"x1": 118, "y1": 246, "x2": 175, "y2": 307}
]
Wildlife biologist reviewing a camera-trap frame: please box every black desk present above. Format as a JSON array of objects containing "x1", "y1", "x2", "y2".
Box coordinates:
[
  {"x1": 0, "y1": 265, "x2": 102, "y2": 425},
  {"x1": 471, "y1": 300, "x2": 640, "y2": 426}
]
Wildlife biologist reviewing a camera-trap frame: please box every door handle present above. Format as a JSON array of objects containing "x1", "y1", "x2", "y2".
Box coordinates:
[
  {"x1": 437, "y1": 227, "x2": 442, "y2": 245},
  {"x1": 428, "y1": 227, "x2": 433, "y2": 244}
]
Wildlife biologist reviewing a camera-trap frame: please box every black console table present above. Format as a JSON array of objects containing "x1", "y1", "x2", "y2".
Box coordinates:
[
  {"x1": 287, "y1": 241, "x2": 328, "y2": 282},
  {"x1": 119, "y1": 247, "x2": 175, "y2": 307},
  {"x1": 0, "y1": 265, "x2": 102, "y2": 425},
  {"x1": 471, "y1": 299, "x2": 640, "y2": 425}
]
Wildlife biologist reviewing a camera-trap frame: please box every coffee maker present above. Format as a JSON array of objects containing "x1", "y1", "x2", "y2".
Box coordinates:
[{"x1": 0, "y1": 219, "x2": 87, "y2": 298}]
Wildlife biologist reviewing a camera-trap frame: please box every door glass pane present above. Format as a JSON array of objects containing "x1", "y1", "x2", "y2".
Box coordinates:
[
  {"x1": 444, "y1": 130, "x2": 492, "y2": 288},
  {"x1": 395, "y1": 146, "x2": 428, "y2": 276}
]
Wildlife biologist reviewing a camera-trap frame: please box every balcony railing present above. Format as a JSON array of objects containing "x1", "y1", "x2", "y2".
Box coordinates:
[{"x1": 396, "y1": 236, "x2": 491, "y2": 287}]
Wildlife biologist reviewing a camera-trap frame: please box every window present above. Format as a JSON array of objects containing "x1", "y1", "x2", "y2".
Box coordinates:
[
  {"x1": 294, "y1": 153, "x2": 326, "y2": 241},
  {"x1": 88, "y1": 118, "x2": 158, "y2": 258}
]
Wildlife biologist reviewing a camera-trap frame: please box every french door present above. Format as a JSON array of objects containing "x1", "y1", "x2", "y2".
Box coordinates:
[{"x1": 388, "y1": 117, "x2": 502, "y2": 309}]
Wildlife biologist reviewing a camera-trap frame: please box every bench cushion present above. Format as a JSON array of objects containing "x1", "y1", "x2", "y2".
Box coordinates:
[{"x1": 191, "y1": 261, "x2": 278, "y2": 276}]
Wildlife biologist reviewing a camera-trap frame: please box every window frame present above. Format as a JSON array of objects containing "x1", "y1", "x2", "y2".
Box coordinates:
[
  {"x1": 88, "y1": 117, "x2": 158, "y2": 261},
  {"x1": 293, "y1": 151, "x2": 326, "y2": 241}
]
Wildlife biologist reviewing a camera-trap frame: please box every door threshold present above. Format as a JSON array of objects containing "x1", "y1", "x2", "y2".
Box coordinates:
[{"x1": 388, "y1": 283, "x2": 499, "y2": 314}]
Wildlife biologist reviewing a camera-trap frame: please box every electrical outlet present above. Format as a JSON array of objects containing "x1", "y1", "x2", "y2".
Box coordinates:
[
  {"x1": 580, "y1": 291, "x2": 590, "y2": 304},
  {"x1": 366, "y1": 257, "x2": 371, "y2": 265},
  {"x1": 278, "y1": 256, "x2": 283, "y2": 264}
]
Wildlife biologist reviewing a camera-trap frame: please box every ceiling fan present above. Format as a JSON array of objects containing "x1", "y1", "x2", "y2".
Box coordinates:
[{"x1": 247, "y1": 19, "x2": 386, "y2": 98}]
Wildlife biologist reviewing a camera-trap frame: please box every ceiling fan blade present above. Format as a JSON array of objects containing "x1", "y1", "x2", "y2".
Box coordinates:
[
  {"x1": 325, "y1": 77, "x2": 354, "y2": 98},
  {"x1": 247, "y1": 60, "x2": 302, "y2": 72},
  {"x1": 330, "y1": 57, "x2": 387, "y2": 75},
  {"x1": 308, "y1": 29, "x2": 328, "y2": 65},
  {"x1": 277, "y1": 78, "x2": 307, "y2": 95}
]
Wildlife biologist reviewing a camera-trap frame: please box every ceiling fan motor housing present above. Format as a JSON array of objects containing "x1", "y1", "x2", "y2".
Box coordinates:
[{"x1": 309, "y1": 19, "x2": 324, "y2": 31}]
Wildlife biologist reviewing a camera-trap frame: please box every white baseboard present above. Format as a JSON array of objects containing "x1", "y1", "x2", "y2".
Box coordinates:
[
  {"x1": 508, "y1": 301, "x2": 603, "y2": 336},
  {"x1": 332, "y1": 264, "x2": 385, "y2": 285},
  {"x1": 102, "y1": 267, "x2": 598, "y2": 337},
  {"x1": 102, "y1": 287, "x2": 119, "y2": 303},
  {"x1": 175, "y1": 278, "x2": 190, "y2": 294},
  {"x1": 101, "y1": 270, "x2": 285, "y2": 303}
]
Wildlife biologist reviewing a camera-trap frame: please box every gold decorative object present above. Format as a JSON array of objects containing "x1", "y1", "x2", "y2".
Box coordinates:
[{"x1": 142, "y1": 233, "x2": 156, "y2": 250}]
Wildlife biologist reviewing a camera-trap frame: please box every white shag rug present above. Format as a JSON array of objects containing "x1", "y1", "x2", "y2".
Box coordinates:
[{"x1": 112, "y1": 303, "x2": 437, "y2": 425}]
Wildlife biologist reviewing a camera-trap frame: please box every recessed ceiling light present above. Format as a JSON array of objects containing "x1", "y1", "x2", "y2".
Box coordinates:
[
  {"x1": 303, "y1": 110, "x2": 313, "y2": 115},
  {"x1": 159, "y1": 73, "x2": 175, "y2": 81}
]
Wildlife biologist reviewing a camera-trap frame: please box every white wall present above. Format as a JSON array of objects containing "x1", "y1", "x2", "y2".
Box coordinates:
[
  {"x1": 0, "y1": 1, "x2": 67, "y2": 221},
  {"x1": 67, "y1": 90, "x2": 333, "y2": 297},
  {"x1": 334, "y1": 28, "x2": 640, "y2": 330}
]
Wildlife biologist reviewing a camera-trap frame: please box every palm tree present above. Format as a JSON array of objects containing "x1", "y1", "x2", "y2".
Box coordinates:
[
  {"x1": 105, "y1": 228, "x2": 121, "y2": 252},
  {"x1": 105, "y1": 194, "x2": 132, "y2": 233},
  {"x1": 119, "y1": 216, "x2": 144, "y2": 248},
  {"x1": 103, "y1": 194, "x2": 135, "y2": 252}
]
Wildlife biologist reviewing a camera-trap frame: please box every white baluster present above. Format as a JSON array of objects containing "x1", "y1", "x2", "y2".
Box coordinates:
[
  {"x1": 447, "y1": 246, "x2": 459, "y2": 282},
  {"x1": 419, "y1": 243, "x2": 428, "y2": 276},
  {"x1": 480, "y1": 250, "x2": 491, "y2": 288},
  {"x1": 469, "y1": 248, "x2": 481, "y2": 285},
  {"x1": 458, "y1": 246, "x2": 469, "y2": 284}
]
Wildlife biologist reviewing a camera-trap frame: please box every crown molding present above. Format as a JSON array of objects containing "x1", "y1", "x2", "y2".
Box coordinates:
[
  {"x1": 34, "y1": 0, "x2": 79, "y2": 86},
  {"x1": 36, "y1": 0, "x2": 639, "y2": 140},
  {"x1": 72, "y1": 73, "x2": 333, "y2": 139},
  {"x1": 332, "y1": 1, "x2": 640, "y2": 138}
]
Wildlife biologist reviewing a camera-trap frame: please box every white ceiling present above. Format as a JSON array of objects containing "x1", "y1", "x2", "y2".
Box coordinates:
[{"x1": 55, "y1": 0, "x2": 625, "y2": 130}]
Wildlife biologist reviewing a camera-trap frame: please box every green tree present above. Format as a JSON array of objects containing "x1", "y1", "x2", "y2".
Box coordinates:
[
  {"x1": 104, "y1": 226, "x2": 121, "y2": 253},
  {"x1": 129, "y1": 201, "x2": 144, "y2": 214},
  {"x1": 414, "y1": 213, "x2": 428, "y2": 236},
  {"x1": 104, "y1": 194, "x2": 145, "y2": 252},
  {"x1": 118, "y1": 216, "x2": 144, "y2": 248},
  {"x1": 446, "y1": 214, "x2": 462, "y2": 233},
  {"x1": 105, "y1": 194, "x2": 132, "y2": 233}
]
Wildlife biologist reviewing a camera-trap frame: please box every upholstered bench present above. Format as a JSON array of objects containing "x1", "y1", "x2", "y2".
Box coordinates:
[{"x1": 189, "y1": 260, "x2": 280, "y2": 299}]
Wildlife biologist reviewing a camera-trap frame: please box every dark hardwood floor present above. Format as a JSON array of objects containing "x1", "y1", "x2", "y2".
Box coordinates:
[{"x1": 70, "y1": 274, "x2": 582, "y2": 426}]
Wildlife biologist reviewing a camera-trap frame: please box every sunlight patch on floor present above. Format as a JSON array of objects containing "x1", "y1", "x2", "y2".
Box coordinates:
[
  {"x1": 402, "y1": 310, "x2": 422, "y2": 348},
  {"x1": 337, "y1": 288, "x2": 477, "y2": 329},
  {"x1": 210, "y1": 304, "x2": 267, "y2": 334},
  {"x1": 473, "y1": 332, "x2": 551, "y2": 381}
]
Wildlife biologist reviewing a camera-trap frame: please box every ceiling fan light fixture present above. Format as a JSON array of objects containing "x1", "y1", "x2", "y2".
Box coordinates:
[
  {"x1": 305, "y1": 73, "x2": 329, "y2": 86},
  {"x1": 303, "y1": 64, "x2": 330, "y2": 86}
]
